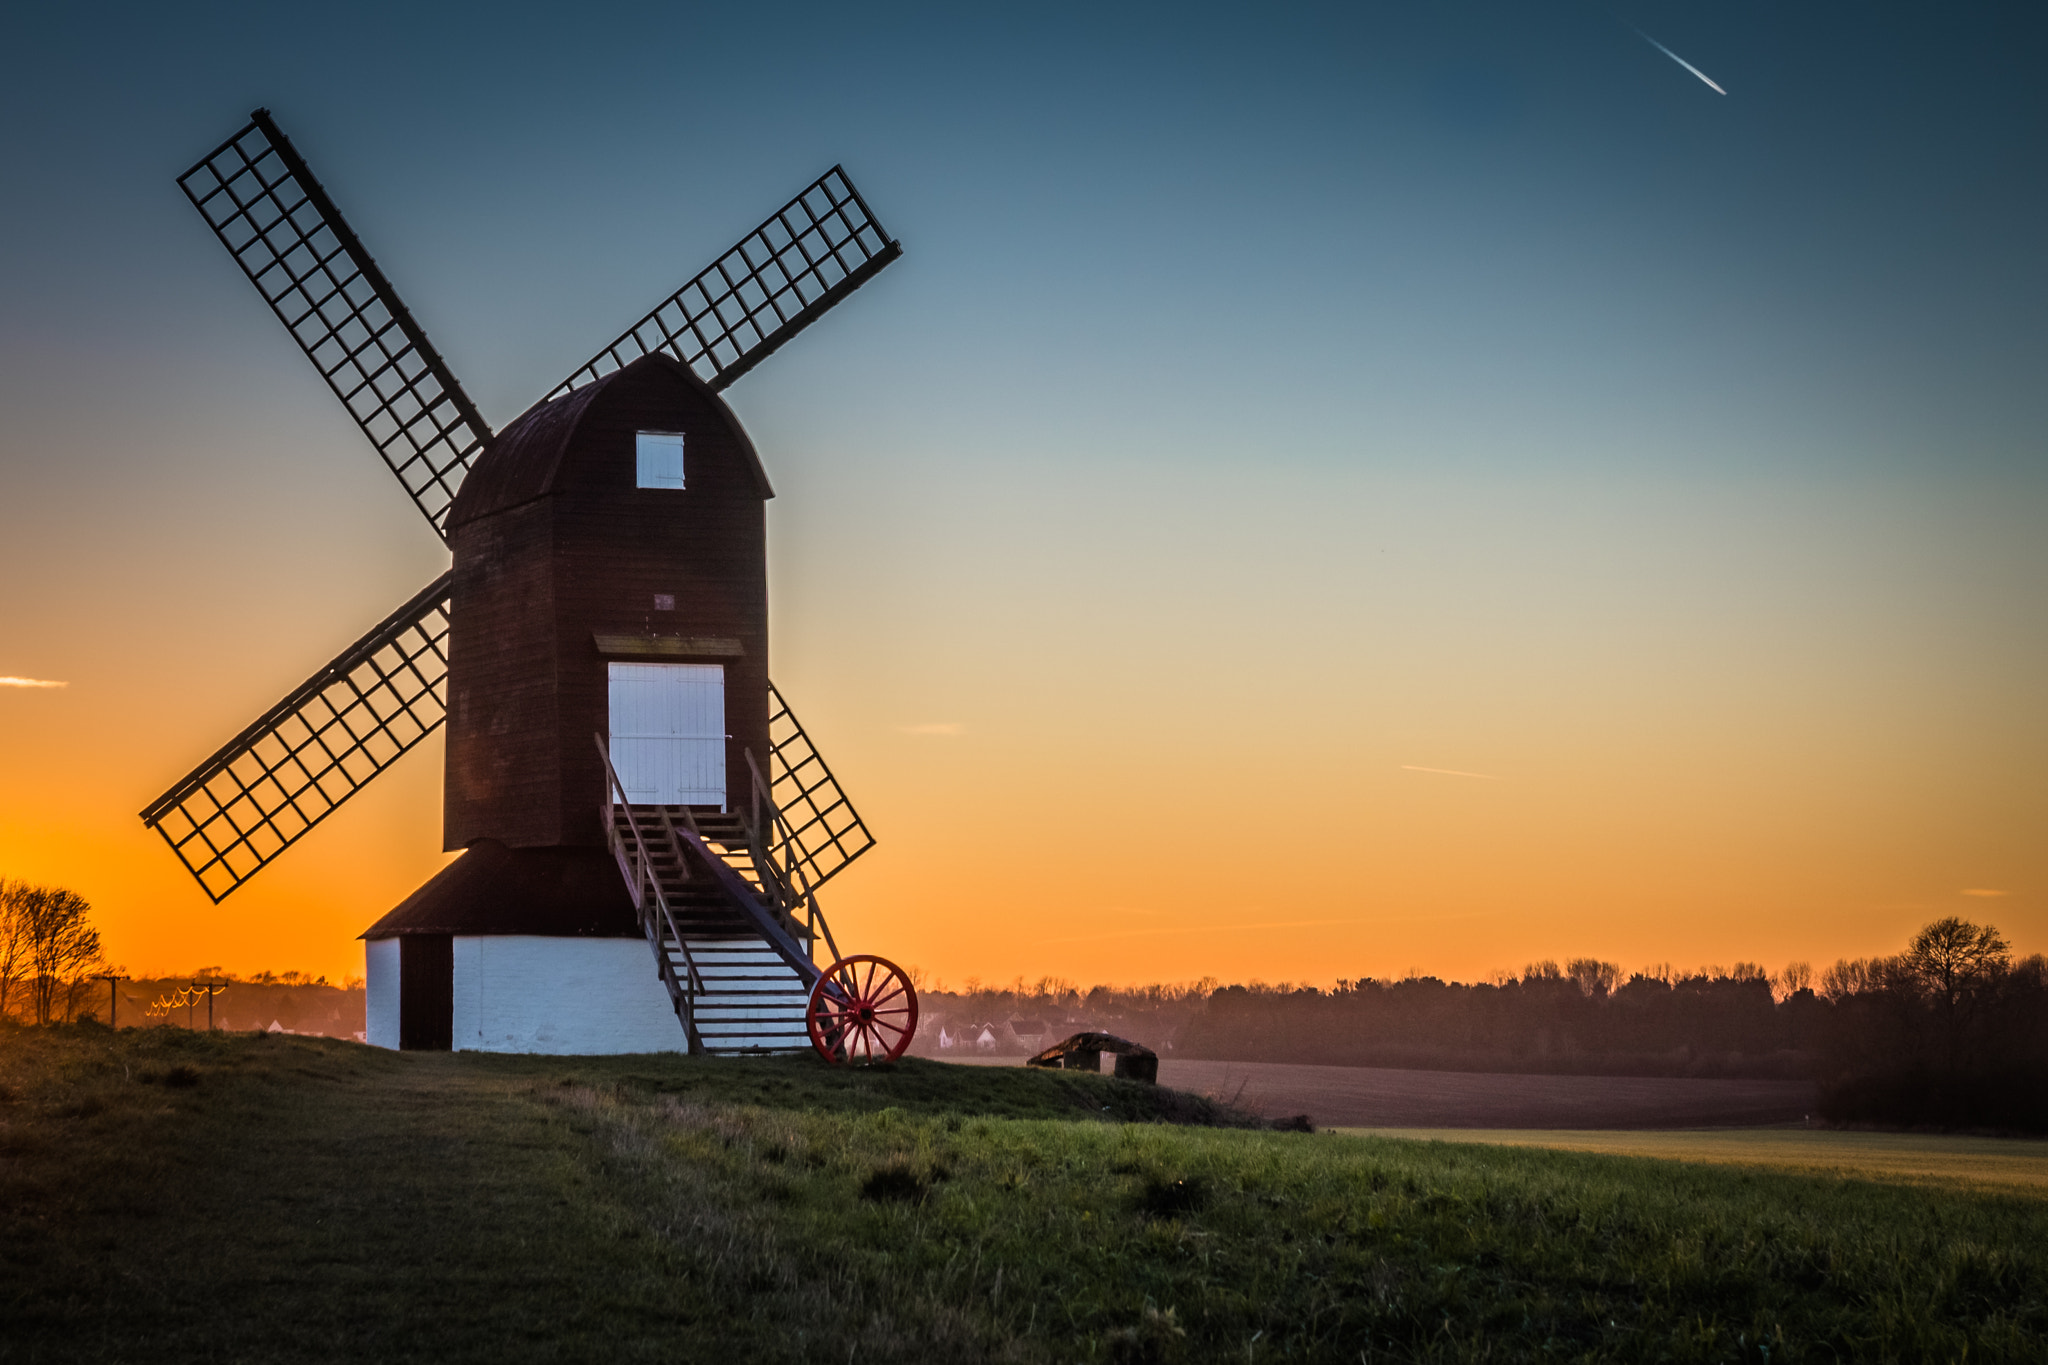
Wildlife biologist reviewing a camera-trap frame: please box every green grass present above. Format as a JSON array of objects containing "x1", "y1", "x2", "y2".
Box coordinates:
[
  {"x1": 1344, "y1": 1128, "x2": 2048, "y2": 1193},
  {"x1": 5, "y1": 1024, "x2": 2047, "y2": 1363}
]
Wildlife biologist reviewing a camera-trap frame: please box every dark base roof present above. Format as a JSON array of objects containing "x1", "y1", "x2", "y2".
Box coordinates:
[{"x1": 361, "y1": 840, "x2": 639, "y2": 940}]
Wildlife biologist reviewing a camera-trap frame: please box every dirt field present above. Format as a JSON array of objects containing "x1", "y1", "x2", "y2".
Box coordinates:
[
  {"x1": 1148, "y1": 1059, "x2": 1818, "y2": 1128},
  {"x1": 1343, "y1": 1129, "x2": 2048, "y2": 1194}
]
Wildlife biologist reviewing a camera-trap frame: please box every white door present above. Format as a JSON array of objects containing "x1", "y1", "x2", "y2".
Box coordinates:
[{"x1": 608, "y1": 663, "x2": 726, "y2": 807}]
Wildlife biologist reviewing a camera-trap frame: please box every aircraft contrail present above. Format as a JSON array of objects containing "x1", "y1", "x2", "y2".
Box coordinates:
[{"x1": 1631, "y1": 26, "x2": 1727, "y2": 95}]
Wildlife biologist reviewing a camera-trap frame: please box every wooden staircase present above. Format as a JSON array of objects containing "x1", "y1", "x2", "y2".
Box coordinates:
[
  {"x1": 606, "y1": 805, "x2": 813, "y2": 1055},
  {"x1": 596, "y1": 698, "x2": 874, "y2": 1057}
]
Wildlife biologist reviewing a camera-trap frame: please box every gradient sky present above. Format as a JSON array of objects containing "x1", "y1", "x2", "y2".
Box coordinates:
[{"x1": 1, "y1": 1, "x2": 2042, "y2": 987}]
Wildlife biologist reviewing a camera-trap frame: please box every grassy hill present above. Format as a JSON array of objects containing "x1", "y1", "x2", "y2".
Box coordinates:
[{"x1": 4, "y1": 1024, "x2": 2045, "y2": 1363}]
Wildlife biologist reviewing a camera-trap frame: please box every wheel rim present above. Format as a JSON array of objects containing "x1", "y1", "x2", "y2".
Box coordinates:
[{"x1": 807, "y1": 954, "x2": 919, "y2": 1065}]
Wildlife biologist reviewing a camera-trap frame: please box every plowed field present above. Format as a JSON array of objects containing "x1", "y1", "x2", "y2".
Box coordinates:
[{"x1": 1153, "y1": 1058, "x2": 1816, "y2": 1128}]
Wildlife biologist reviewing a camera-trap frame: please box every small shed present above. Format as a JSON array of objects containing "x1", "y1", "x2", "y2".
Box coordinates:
[{"x1": 1026, "y1": 1031, "x2": 1159, "y2": 1084}]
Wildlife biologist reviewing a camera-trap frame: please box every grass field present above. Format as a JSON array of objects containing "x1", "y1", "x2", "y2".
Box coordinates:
[
  {"x1": 5, "y1": 1024, "x2": 2048, "y2": 1362},
  {"x1": 1345, "y1": 1128, "x2": 2048, "y2": 1194}
]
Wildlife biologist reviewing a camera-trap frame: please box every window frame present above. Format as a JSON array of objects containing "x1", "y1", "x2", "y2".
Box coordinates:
[{"x1": 635, "y1": 430, "x2": 686, "y2": 490}]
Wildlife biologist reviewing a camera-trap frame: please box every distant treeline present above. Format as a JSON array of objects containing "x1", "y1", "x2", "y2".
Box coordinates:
[
  {"x1": 114, "y1": 970, "x2": 366, "y2": 1039},
  {"x1": 1180, "y1": 960, "x2": 1820, "y2": 1079},
  {"x1": 914, "y1": 965, "x2": 1819, "y2": 1077},
  {"x1": 3, "y1": 875, "x2": 366, "y2": 1038},
  {"x1": 914, "y1": 979, "x2": 1214, "y2": 1059},
  {"x1": 916, "y1": 918, "x2": 2048, "y2": 1131}
]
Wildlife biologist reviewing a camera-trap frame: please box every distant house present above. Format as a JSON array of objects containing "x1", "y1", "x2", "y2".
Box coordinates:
[
  {"x1": 1008, "y1": 1018, "x2": 1053, "y2": 1050},
  {"x1": 956, "y1": 1023, "x2": 998, "y2": 1051}
]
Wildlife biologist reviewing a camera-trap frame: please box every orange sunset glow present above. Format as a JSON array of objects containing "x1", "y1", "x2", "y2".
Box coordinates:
[
  {"x1": 4, "y1": 450, "x2": 2039, "y2": 986},
  {"x1": 2, "y1": 4, "x2": 2043, "y2": 991}
]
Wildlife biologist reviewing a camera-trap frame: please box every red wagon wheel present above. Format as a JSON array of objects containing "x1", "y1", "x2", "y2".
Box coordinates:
[{"x1": 807, "y1": 955, "x2": 919, "y2": 1065}]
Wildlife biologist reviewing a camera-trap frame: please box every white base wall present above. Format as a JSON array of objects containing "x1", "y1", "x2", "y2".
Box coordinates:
[
  {"x1": 365, "y1": 938, "x2": 401, "y2": 1050},
  {"x1": 452, "y1": 935, "x2": 688, "y2": 1055}
]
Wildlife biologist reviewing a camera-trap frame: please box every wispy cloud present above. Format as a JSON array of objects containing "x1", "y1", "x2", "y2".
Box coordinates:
[
  {"x1": 1400, "y1": 764, "x2": 1503, "y2": 781},
  {"x1": 897, "y1": 722, "x2": 964, "y2": 737},
  {"x1": 1961, "y1": 889, "x2": 2010, "y2": 898},
  {"x1": 0, "y1": 677, "x2": 67, "y2": 689}
]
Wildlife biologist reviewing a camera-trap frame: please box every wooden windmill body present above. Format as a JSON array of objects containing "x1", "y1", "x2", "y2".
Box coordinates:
[{"x1": 144, "y1": 111, "x2": 915, "y2": 1060}]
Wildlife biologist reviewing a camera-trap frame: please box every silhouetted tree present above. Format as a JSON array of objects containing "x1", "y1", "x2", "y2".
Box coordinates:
[
  {"x1": 1567, "y1": 959, "x2": 1623, "y2": 998},
  {"x1": 11, "y1": 883, "x2": 102, "y2": 1024},
  {"x1": 0, "y1": 880, "x2": 31, "y2": 1021},
  {"x1": 1900, "y1": 917, "x2": 2011, "y2": 1075}
]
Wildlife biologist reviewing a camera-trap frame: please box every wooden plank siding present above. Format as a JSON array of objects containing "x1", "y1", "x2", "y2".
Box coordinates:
[{"x1": 444, "y1": 355, "x2": 771, "y2": 851}]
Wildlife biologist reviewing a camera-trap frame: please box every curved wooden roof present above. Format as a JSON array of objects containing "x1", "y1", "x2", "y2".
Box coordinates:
[{"x1": 448, "y1": 353, "x2": 770, "y2": 530}]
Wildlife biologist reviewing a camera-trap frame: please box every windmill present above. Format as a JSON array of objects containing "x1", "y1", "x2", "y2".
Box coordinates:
[{"x1": 141, "y1": 109, "x2": 918, "y2": 1062}]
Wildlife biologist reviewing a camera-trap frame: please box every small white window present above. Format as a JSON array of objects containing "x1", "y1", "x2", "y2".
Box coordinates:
[{"x1": 636, "y1": 431, "x2": 685, "y2": 489}]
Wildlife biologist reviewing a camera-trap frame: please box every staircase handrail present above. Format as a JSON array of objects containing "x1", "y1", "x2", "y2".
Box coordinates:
[
  {"x1": 748, "y1": 748, "x2": 842, "y2": 963},
  {"x1": 593, "y1": 734, "x2": 706, "y2": 1049},
  {"x1": 734, "y1": 763, "x2": 799, "y2": 918}
]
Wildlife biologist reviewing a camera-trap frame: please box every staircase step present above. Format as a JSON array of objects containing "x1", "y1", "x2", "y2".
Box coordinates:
[{"x1": 673, "y1": 972, "x2": 808, "y2": 982}]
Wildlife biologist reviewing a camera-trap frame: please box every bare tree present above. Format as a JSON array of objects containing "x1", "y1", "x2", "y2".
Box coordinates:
[
  {"x1": 1899, "y1": 917, "x2": 2010, "y2": 1075},
  {"x1": 18, "y1": 884, "x2": 102, "y2": 1025},
  {"x1": 1820, "y1": 956, "x2": 1883, "y2": 1001},
  {"x1": 1566, "y1": 959, "x2": 1623, "y2": 998},
  {"x1": 1901, "y1": 917, "x2": 2010, "y2": 1002},
  {"x1": 0, "y1": 880, "x2": 31, "y2": 1021}
]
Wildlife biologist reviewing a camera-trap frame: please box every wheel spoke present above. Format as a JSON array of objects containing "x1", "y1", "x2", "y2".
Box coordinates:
[{"x1": 806, "y1": 955, "x2": 918, "y2": 1064}]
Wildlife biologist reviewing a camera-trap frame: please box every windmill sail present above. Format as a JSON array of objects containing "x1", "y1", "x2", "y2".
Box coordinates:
[
  {"x1": 763, "y1": 683, "x2": 876, "y2": 895},
  {"x1": 548, "y1": 166, "x2": 902, "y2": 400},
  {"x1": 180, "y1": 111, "x2": 493, "y2": 541},
  {"x1": 140, "y1": 574, "x2": 454, "y2": 902}
]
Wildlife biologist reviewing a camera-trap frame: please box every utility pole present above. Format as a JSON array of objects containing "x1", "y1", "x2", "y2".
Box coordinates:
[
  {"x1": 96, "y1": 973, "x2": 123, "y2": 1028},
  {"x1": 196, "y1": 981, "x2": 226, "y2": 1031}
]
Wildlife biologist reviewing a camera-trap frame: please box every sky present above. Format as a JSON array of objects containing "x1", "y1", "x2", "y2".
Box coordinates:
[{"x1": 0, "y1": 1, "x2": 2043, "y2": 988}]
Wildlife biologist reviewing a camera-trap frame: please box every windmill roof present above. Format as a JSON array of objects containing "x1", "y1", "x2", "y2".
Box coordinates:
[
  {"x1": 448, "y1": 353, "x2": 770, "y2": 530},
  {"x1": 360, "y1": 839, "x2": 640, "y2": 939}
]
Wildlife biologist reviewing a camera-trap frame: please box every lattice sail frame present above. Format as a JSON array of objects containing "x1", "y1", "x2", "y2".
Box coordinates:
[
  {"x1": 179, "y1": 111, "x2": 493, "y2": 540},
  {"x1": 549, "y1": 167, "x2": 901, "y2": 400},
  {"x1": 764, "y1": 684, "x2": 876, "y2": 895},
  {"x1": 140, "y1": 574, "x2": 454, "y2": 902}
]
